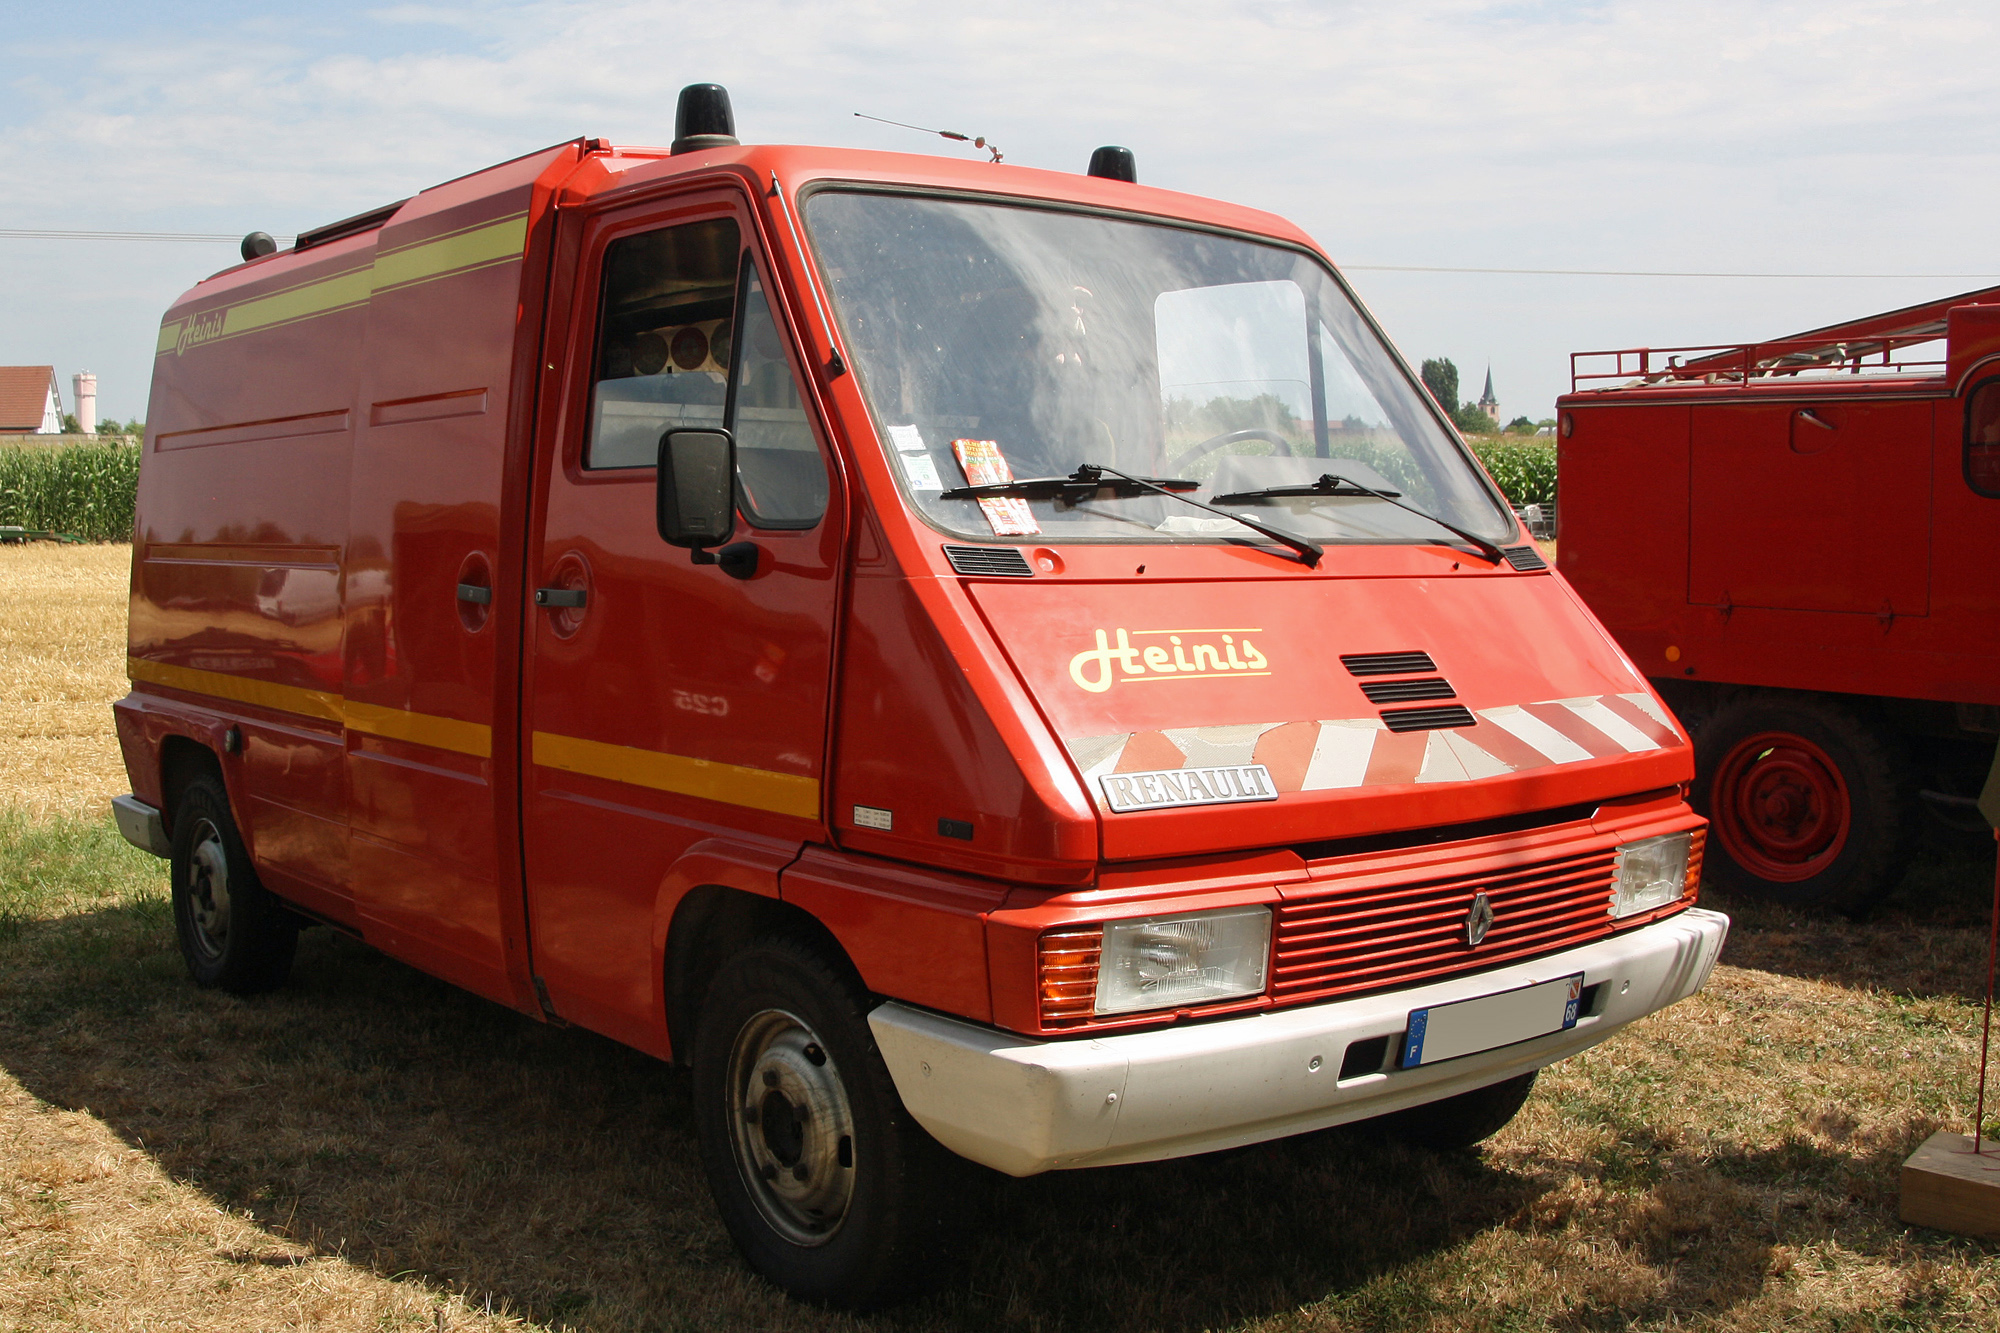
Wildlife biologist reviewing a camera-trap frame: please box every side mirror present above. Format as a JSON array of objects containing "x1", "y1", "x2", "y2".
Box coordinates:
[{"x1": 657, "y1": 428, "x2": 737, "y2": 555}]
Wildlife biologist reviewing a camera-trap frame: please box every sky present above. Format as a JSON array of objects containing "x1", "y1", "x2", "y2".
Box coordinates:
[{"x1": 5, "y1": 0, "x2": 1999, "y2": 424}]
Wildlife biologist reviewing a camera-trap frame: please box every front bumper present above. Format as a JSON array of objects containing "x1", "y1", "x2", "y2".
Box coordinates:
[{"x1": 869, "y1": 906, "x2": 1728, "y2": 1176}]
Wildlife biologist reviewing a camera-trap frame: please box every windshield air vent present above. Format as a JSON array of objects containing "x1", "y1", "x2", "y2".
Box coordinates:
[
  {"x1": 1379, "y1": 704, "x2": 1477, "y2": 733},
  {"x1": 1340, "y1": 651, "x2": 1436, "y2": 677},
  {"x1": 1501, "y1": 545, "x2": 1548, "y2": 572},
  {"x1": 1360, "y1": 677, "x2": 1456, "y2": 704},
  {"x1": 943, "y1": 544, "x2": 1034, "y2": 577}
]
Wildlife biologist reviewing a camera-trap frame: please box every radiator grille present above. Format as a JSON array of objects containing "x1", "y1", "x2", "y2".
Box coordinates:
[
  {"x1": 1340, "y1": 651, "x2": 1436, "y2": 677},
  {"x1": 1273, "y1": 845, "x2": 1624, "y2": 1004},
  {"x1": 943, "y1": 544, "x2": 1034, "y2": 577},
  {"x1": 1360, "y1": 677, "x2": 1457, "y2": 704},
  {"x1": 1380, "y1": 704, "x2": 1477, "y2": 732}
]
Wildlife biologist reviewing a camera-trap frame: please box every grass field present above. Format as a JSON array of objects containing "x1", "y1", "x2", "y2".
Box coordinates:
[{"x1": 3, "y1": 542, "x2": 1999, "y2": 1331}]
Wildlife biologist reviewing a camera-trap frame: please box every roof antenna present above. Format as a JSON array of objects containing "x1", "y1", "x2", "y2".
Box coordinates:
[{"x1": 854, "y1": 112, "x2": 1002, "y2": 162}]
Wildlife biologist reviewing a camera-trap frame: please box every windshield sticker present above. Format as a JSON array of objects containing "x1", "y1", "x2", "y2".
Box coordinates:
[
  {"x1": 885, "y1": 425, "x2": 941, "y2": 488},
  {"x1": 1098, "y1": 764, "x2": 1277, "y2": 814},
  {"x1": 951, "y1": 438, "x2": 1040, "y2": 536},
  {"x1": 1068, "y1": 627, "x2": 1269, "y2": 693},
  {"x1": 1067, "y1": 692, "x2": 1684, "y2": 807},
  {"x1": 900, "y1": 451, "x2": 943, "y2": 491}
]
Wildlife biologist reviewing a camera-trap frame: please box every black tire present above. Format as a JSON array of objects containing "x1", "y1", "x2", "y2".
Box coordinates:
[
  {"x1": 168, "y1": 772, "x2": 298, "y2": 993},
  {"x1": 691, "y1": 938, "x2": 950, "y2": 1308},
  {"x1": 1691, "y1": 691, "x2": 1914, "y2": 916},
  {"x1": 1373, "y1": 1069, "x2": 1538, "y2": 1151}
]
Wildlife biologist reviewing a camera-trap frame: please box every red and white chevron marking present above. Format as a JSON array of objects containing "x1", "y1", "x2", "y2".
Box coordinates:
[{"x1": 1065, "y1": 692, "x2": 1685, "y2": 796}]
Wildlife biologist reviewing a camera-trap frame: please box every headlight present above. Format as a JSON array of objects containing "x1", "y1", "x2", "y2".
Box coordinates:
[
  {"x1": 1609, "y1": 831, "x2": 1695, "y2": 919},
  {"x1": 1094, "y1": 905, "x2": 1272, "y2": 1016}
]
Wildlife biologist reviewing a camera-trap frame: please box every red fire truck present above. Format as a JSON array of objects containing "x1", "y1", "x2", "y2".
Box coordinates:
[
  {"x1": 1559, "y1": 292, "x2": 2000, "y2": 914},
  {"x1": 110, "y1": 85, "x2": 1725, "y2": 1304}
]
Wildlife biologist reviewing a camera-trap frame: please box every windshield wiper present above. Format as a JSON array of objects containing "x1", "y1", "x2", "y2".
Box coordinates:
[
  {"x1": 938, "y1": 465, "x2": 1198, "y2": 503},
  {"x1": 1213, "y1": 472, "x2": 1504, "y2": 565},
  {"x1": 1081, "y1": 462, "x2": 1322, "y2": 567},
  {"x1": 937, "y1": 462, "x2": 1323, "y2": 567}
]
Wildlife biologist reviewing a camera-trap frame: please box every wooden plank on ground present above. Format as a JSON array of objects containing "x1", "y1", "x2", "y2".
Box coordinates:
[{"x1": 1902, "y1": 1129, "x2": 2000, "y2": 1238}]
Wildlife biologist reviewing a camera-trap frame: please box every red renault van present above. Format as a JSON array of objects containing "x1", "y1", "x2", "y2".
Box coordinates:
[{"x1": 112, "y1": 86, "x2": 1726, "y2": 1305}]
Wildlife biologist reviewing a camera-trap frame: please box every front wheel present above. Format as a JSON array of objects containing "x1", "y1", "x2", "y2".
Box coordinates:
[
  {"x1": 1691, "y1": 692, "x2": 1913, "y2": 915},
  {"x1": 692, "y1": 939, "x2": 949, "y2": 1307}
]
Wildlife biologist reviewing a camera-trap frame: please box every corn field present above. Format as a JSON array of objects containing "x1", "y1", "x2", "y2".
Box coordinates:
[
  {"x1": 1467, "y1": 439, "x2": 1557, "y2": 508},
  {"x1": 0, "y1": 443, "x2": 141, "y2": 542}
]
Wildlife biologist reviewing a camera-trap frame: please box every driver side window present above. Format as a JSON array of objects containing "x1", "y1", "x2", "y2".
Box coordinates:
[
  {"x1": 586, "y1": 217, "x2": 738, "y2": 470},
  {"x1": 583, "y1": 218, "x2": 828, "y2": 529}
]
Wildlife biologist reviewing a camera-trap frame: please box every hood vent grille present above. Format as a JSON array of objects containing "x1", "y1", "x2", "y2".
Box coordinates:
[
  {"x1": 1379, "y1": 704, "x2": 1477, "y2": 733},
  {"x1": 1360, "y1": 677, "x2": 1457, "y2": 704},
  {"x1": 1341, "y1": 650, "x2": 1436, "y2": 677},
  {"x1": 1501, "y1": 545, "x2": 1548, "y2": 572},
  {"x1": 943, "y1": 545, "x2": 1034, "y2": 577}
]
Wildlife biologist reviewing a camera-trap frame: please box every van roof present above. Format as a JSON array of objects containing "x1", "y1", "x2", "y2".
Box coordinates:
[{"x1": 215, "y1": 140, "x2": 1323, "y2": 287}]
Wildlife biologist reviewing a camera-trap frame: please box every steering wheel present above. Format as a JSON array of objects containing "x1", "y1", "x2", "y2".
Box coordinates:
[{"x1": 1169, "y1": 428, "x2": 1296, "y2": 472}]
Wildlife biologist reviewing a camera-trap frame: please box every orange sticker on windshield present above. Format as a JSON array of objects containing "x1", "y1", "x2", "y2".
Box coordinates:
[{"x1": 952, "y1": 439, "x2": 1040, "y2": 536}]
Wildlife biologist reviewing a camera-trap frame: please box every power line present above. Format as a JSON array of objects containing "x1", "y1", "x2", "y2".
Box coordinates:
[{"x1": 0, "y1": 228, "x2": 295, "y2": 243}]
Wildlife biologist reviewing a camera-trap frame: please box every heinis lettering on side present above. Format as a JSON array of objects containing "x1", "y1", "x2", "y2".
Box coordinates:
[
  {"x1": 1068, "y1": 628, "x2": 1269, "y2": 693},
  {"x1": 175, "y1": 310, "x2": 227, "y2": 355}
]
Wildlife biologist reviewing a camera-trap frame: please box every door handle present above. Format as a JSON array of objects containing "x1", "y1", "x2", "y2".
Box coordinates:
[
  {"x1": 534, "y1": 587, "x2": 587, "y2": 609},
  {"x1": 456, "y1": 583, "x2": 493, "y2": 605}
]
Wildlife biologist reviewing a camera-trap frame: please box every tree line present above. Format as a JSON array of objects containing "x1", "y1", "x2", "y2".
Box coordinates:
[{"x1": 1419, "y1": 358, "x2": 1548, "y2": 437}]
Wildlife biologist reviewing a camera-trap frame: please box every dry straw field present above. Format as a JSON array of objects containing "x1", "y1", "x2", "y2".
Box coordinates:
[{"x1": 3, "y1": 541, "x2": 1999, "y2": 1332}]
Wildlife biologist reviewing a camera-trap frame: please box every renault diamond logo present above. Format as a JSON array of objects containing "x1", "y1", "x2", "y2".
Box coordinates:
[{"x1": 1465, "y1": 891, "x2": 1495, "y2": 947}]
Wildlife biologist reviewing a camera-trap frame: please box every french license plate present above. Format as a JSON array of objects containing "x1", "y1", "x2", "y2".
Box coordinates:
[{"x1": 1402, "y1": 973, "x2": 1585, "y2": 1068}]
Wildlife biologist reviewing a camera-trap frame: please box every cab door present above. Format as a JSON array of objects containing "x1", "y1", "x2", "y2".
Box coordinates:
[{"x1": 519, "y1": 189, "x2": 842, "y2": 1052}]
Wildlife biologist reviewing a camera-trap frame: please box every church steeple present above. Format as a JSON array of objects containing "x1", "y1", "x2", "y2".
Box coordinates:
[{"x1": 1477, "y1": 366, "x2": 1498, "y2": 423}]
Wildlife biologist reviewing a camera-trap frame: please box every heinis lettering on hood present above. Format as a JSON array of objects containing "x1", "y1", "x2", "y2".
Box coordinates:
[{"x1": 1068, "y1": 628, "x2": 1270, "y2": 693}]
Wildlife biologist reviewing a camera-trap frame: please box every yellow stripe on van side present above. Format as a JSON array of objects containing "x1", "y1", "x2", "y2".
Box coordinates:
[
  {"x1": 343, "y1": 700, "x2": 493, "y2": 759},
  {"x1": 372, "y1": 215, "x2": 528, "y2": 293},
  {"x1": 128, "y1": 657, "x2": 346, "y2": 725},
  {"x1": 156, "y1": 212, "x2": 531, "y2": 356},
  {"x1": 127, "y1": 657, "x2": 492, "y2": 759},
  {"x1": 531, "y1": 731, "x2": 821, "y2": 820},
  {"x1": 221, "y1": 265, "x2": 376, "y2": 340}
]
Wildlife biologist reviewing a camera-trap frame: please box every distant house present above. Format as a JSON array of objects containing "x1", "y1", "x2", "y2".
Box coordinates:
[{"x1": 0, "y1": 366, "x2": 64, "y2": 433}]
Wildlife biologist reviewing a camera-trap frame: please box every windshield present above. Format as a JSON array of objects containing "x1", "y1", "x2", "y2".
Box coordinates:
[{"x1": 804, "y1": 191, "x2": 1514, "y2": 548}]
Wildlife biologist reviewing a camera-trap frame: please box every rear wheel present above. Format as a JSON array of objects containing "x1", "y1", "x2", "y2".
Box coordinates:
[
  {"x1": 169, "y1": 772, "x2": 298, "y2": 993},
  {"x1": 1372, "y1": 1070, "x2": 1538, "y2": 1150},
  {"x1": 1692, "y1": 692, "x2": 1913, "y2": 915},
  {"x1": 692, "y1": 939, "x2": 949, "y2": 1307}
]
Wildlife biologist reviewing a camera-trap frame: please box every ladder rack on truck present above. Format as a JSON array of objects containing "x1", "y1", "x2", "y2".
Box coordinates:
[
  {"x1": 1570, "y1": 283, "x2": 2000, "y2": 393},
  {"x1": 1557, "y1": 288, "x2": 2000, "y2": 913}
]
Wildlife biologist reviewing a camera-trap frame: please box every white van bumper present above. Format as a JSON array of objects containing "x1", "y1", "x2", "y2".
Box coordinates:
[{"x1": 869, "y1": 906, "x2": 1728, "y2": 1177}]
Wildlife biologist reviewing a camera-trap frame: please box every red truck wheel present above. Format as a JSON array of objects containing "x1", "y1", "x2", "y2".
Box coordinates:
[
  {"x1": 169, "y1": 773, "x2": 299, "y2": 993},
  {"x1": 1691, "y1": 693, "x2": 1912, "y2": 915},
  {"x1": 691, "y1": 938, "x2": 953, "y2": 1307}
]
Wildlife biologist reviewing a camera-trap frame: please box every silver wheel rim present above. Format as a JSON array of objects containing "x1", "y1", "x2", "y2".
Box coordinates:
[
  {"x1": 184, "y1": 817, "x2": 232, "y2": 962},
  {"x1": 724, "y1": 1008, "x2": 856, "y2": 1246}
]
